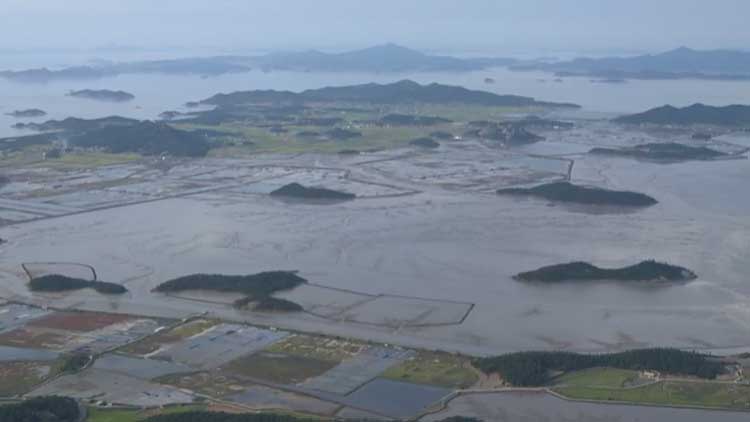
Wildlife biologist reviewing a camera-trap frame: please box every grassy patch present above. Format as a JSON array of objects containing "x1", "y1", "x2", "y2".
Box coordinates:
[
  {"x1": 33, "y1": 152, "x2": 140, "y2": 170},
  {"x1": 265, "y1": 334, "x2": 365, "y2": 362},
  {"x1": 156, "y1": 372, "x2": 245, "y2": 398},
  {"x1": 0, "y1": 361, "x2": 52, "y2": 396},
  {"x1": 223, "y1": 352, "x2": 338, "y2": 384},
  {"x1": 554, "y1": 368, "x2": 640, "y2": 389},
  {"x1": 86, "y1": 408, "x2": 140, "y2": 422},
  {"x1": 87, "y1": 405, "x2": 206, "y2": 422},
  {"x1": 381, "y1": 352, "x2": 478, "y2": 389},
  {"x1": 555, "y1": 381, "x2": 750, "y2": 410}
]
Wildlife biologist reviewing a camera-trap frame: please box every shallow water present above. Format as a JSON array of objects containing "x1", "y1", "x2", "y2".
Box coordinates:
[
  {"x1": 2, "y1": 64, "x2": 750, "y2": 138},
  {"x1": 0, "y1": 147, "x2": 747, "y2": 356}
]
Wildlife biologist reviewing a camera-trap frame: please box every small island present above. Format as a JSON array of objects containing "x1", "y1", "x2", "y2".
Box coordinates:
[
  {"x1": 67, "y1": 89, "x2": 135, "y2": 102},
  {"x1": 153, "y1": 271, "x2": 306, "y2": 313},
  {"x1": 270, "y1": 183, "x2": 356, "y2": 200},
  {"x1": 409, "y1": 137, "x2": 440, "y2": 148},
  {"x1": 5, "y1": 109, "x2": 47, "y2": 118},
  {"x1": 590, "y1": 142, "x2": 727, "y2": 162},
  {"x1": 497, "y1": 182, "x2": 658, "y2": 207},
  {"x1": 514, "y1": 260, "x2": 697, "y2": 283},
  {"x1": 29, "y1": 274, "x2": 128, "y2": 295}
]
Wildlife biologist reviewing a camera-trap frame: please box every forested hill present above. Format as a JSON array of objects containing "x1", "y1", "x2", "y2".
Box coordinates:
[
  {"x1": 198, "y1": 80, "x2": 580, "y2": 109},
  {"x1": 614, "y1": 103, "x2": 750, "y2": 126}
]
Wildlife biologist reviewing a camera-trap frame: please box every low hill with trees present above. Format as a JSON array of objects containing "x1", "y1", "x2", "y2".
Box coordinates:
[
  {"x1": 614, "y1": 103, "x2": 750, "y2": 126},
  {"x1": 270, "y1": 183, "x2": 356, "y2": 200},
  {"x1": 29, "y1": 274, "x2": 127, "y2": 295},
  {"x1": 497, "y1": 182, "x2": 657, "y2": 207},
  {"x1": 70, "y1": 121, "x2": 210, "y2": 157},
  {"x1": 514, "y1": 260, "x2": 697, "y2": 283},
  {"x1": 67, "y1": 89, "x2": 135, "y2": 102},
  {"x1": 474, "y1": 348, "x2": 724, "y2": 387},
  {"x1": 590, "y1": 142, "x2": 728, "y2": 162}
]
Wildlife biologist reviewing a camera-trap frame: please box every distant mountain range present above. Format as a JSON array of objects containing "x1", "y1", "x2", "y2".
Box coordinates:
[
  {"x1": 511, "y1": 47, "x2": 750, "y2": 80},
  {"x1": 250, "y1": 43, "x2": 515, "y2": 72},
  {"x1": 615, "y1": 103, "x2": 750, "y2": 126},
  {"x1": 4, "y1": 44, "x2": 749, "y2": 83},
  {"x1": 0, "y1": 44, "x2": 515, "y2": 82}
]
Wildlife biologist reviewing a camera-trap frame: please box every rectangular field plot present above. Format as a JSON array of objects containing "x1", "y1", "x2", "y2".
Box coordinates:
[
  {"x1": 229, "y1": 385, "x2": 340, "y2": 416},
  {"x1": 92, "y1": 354, "x2": 192, "y2": 380},
  {"x1": 345, "y1": 378, "x2": 450, "y2": 419},
  {"x1": 0, "y1": 345, "x2": 59, "y2": 362},
  {"x1": 29, "y1": 368, "x2": 195, "y2": 407},
  {"x1": 0, "y1": 361, "x2": 53, "y2": 396},
  {"x1": 0, "y1": 303, "x2": 49, "y2": 332},
  {"x1": 0, "y1": 312, "x2": 163, "y2": 353},
  {"x1": 28, "y1": 312, "x2": 131, "y2": 332},
  {"x1": 153, "y1": 324, "x2": 287, "y2": 369},
  {"x1": 301, "y1": 347, "x2": 414, "y2": 395},
  {"x1": 223, "y1": 352, "x2": 338, "y2": 384},
  {"x1": 120, "y1": 319, "x2": 219, "y2": 357}
]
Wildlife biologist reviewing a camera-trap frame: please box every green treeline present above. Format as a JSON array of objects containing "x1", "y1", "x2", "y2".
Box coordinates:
[
  {"x1": 474, "y1": 348, "x2": 724, "y2": 387},
  {"x1": 0, "y1": 396, "x2": 80, "y2": 422}
]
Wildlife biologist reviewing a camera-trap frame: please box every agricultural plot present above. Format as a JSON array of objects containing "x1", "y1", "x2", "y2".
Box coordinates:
[
  {"x1": 0, "y1": 361, "x2": 53, "y2": 396},
  {"x1": 92, "y1": 354, "x2": 192, "y2": 380},
  {"x1": 344, "y1": 378, "x2": 450, "y2": 419},
  {"x1": 29, "y1": 368, "x2": 195, "y2": 407},
  {"x1": 382, "y1": 351, "x2": 478, "y2": 389},
  {"x1": 0, "y1": 311, "x2": 163, "y2": 354},
  {"x1": 120, "y1": 319, "x2": 219, "y2": 356},
  {"x1": 223, "y1": 351, "x2": 338, "y2": 384},
  {"x1": 151, "y1": 323, "x2": 287, "y2": 369},
  {"x1": 301, "y1": 346, "x2": 414, "y2": 395},
  {"x1": 229, "y1": 385, "x2": 341, "y2": 416},
  {"x1": 0, "y1": 303, "x2": 49, "y2": 332}
]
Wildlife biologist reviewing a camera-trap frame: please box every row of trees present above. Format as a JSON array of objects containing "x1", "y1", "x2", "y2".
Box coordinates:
[
  {"x1": 0, "y1": 396, "x2": 80, "y2": 422},
  {"x1": 474, "y1": 348, "x2": 724, "y2": 386}
]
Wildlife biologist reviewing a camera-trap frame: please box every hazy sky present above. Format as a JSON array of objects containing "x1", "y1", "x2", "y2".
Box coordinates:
[{"x1": 2, "y1": 0, "x2": 749, "y2": 55}]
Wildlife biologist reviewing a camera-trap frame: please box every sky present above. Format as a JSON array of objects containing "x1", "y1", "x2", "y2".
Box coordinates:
[{"x1": 2, "y1": 0, "x2": 749, "y2": 56}]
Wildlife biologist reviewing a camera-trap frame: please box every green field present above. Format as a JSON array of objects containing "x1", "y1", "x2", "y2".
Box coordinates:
[
  {"x1": 555, "y1": 379, "x2": 750, "y2": 410},
  {"x1": 381, "y1": 351, "x2": 478, "y2": 389},
  {"x1": 264, "y1": 334, "x2": 364, "y2": 362},
  {"x1": 87, "y1": 405, "x2": 206, "y2": 422},
  {"x1": 554, "y1": 367, "x2": 641, "y2": 389},
  {"x1": 223, "y1": 351, "x2": 338, "y2": 384},
  {"x1": 0, "y1": 361, "x2": 52, "y2": 396}
]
